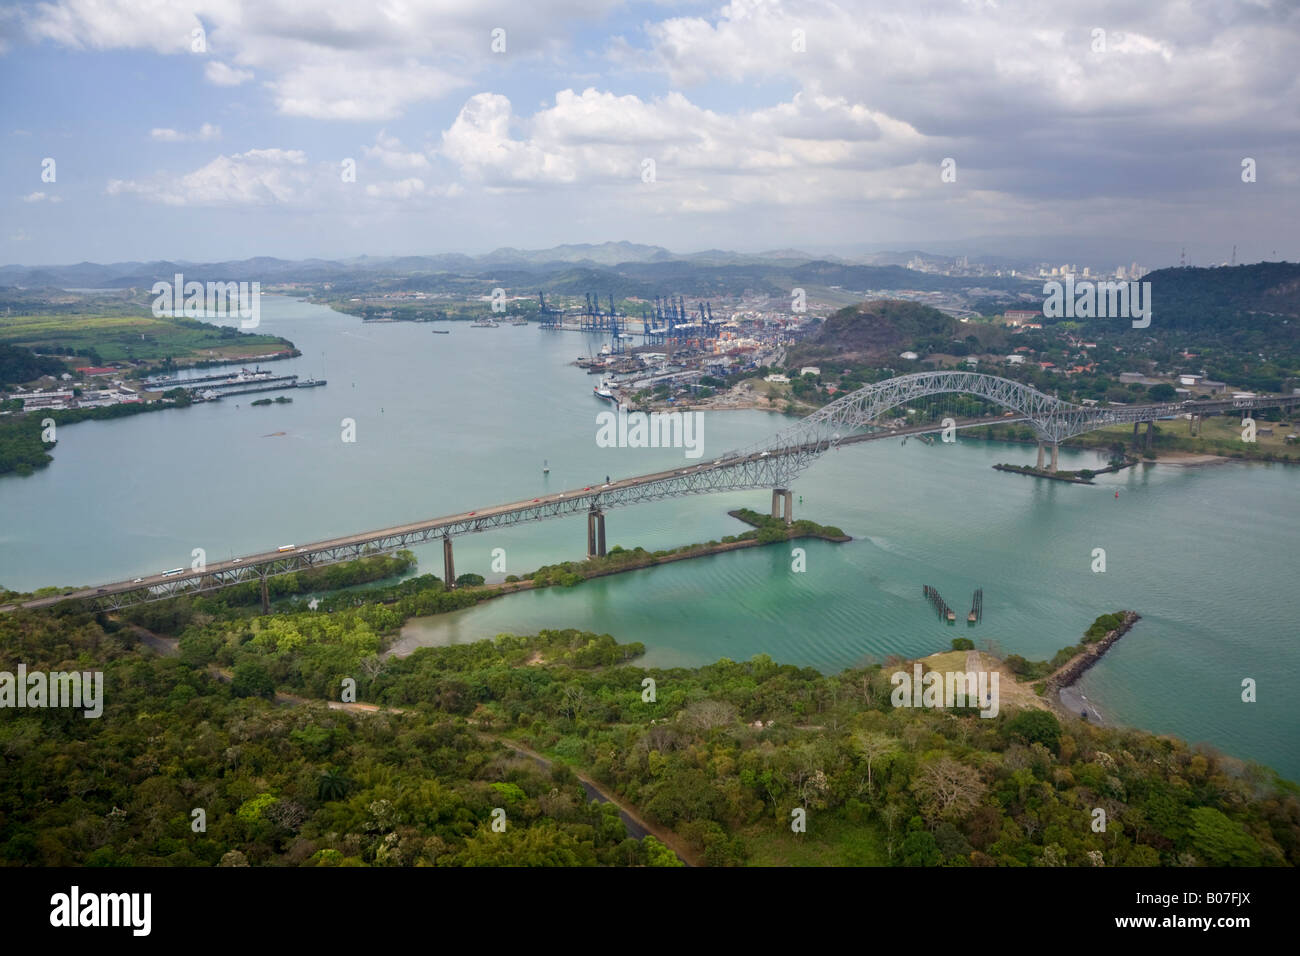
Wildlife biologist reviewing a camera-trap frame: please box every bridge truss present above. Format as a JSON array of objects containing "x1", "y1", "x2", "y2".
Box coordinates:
[{"x1": 11, "y1": 372, "x2": 1300, "y2": 612}]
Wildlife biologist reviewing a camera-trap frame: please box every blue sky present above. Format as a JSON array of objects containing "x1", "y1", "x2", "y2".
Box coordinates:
[{"x1": 1, "y1": 0, "x2": 1297, "y2": 267}]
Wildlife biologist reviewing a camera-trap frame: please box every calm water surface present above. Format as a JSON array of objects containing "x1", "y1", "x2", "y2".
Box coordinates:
[{"x1": 2, "y1": 297, "x2": 1295, "y2": 778}]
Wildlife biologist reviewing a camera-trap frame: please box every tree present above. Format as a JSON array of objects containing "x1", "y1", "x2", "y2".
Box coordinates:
[
  {"x1": 643, "y1": 836, "x2": 684, "y2": 867},
  {"x1": 1147, "y1": 383, "x2": 1177, "y2": 402},
  {"x1": 317, "y1": 769, "x2": 351, "y2": 802},
  {"x1": 856, "y1": 731, "x2": 898, "y2": 795},
  {"x1": 899, "y1": 830, "x2": 941, "y2": 866},
  {"x1": 911, "y1": 756, "x2": 986, "y2": 823},
  {"x1": 231, "y1": 658, "x2": 274, "y2": 698},
  {"x1": 1006, "y1": 709, "x2": 1062, "y2": 754},
  {"x1": 1188, "y1": 807, "x2": 1262, "y2": 866}
]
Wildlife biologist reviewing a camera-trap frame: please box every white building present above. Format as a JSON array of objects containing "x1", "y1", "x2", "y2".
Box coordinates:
[
  {"x1": 899, "y1": 351, "x2": 919, "y2": 361},
  {"x1": 1005, "y1": 354, "x2": 1025, "y2": 365},
  {"x1": 799, "y1": 366, "x2": 821, "y2": 377}
]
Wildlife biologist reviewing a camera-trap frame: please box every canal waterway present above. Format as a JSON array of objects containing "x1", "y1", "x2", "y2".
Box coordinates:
[{"x1": 1, "y1": 296, "x2": 1296, "y2": 779}]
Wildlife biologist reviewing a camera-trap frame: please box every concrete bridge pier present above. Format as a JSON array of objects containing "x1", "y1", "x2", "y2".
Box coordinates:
[
  {"x1": 1049, "y1": 442, "x2": 1059, "y2": 473},
  {"x1": 1145, "y1": 419, "x2": 1154, "y2": 449},
  {"x1": 587, "y1": 509, "x2": 606, "y2": 559},
  {"x1": 443, "y1": 535, "x2": 456, "y2": 589},
  {"x1": 259, "y1": 573, "x2": 270, "y2": 615},
  {"x1": 1036, "y1": 441, "x2": 1046, "y2": 469},
  {"x1": 771, "y1": 488, "x2": 794, "y2": 526}
]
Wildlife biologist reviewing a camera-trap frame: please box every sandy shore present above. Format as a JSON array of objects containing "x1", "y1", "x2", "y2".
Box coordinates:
[{"x1": 1153, "y1": 452, "x2": 1231, "y2": 466}]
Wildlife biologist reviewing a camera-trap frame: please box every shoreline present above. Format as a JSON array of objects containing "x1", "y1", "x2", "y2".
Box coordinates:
[
  {"x1": 387, "y1": 513, "x2": 851, "y2": 658},
  {"x1": 1044, "y1": 610, "x2": 1142, "y2": 726}
]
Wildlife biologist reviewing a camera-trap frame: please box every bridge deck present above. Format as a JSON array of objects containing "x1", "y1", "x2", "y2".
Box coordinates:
[{"x1": 7, "y1": 378, "x2": 1296, "y2": 613}]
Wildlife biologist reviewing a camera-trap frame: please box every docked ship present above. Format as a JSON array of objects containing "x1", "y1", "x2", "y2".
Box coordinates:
[
  {"x1": 471, "y1": 318, "x2": 499, "y2": 327},
  {"x1": 593, "y1": 379, "x2": 617, "y2": 403}
]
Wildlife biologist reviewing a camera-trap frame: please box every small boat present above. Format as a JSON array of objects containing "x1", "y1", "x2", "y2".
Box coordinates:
[
  {"x1": 471, "y1": 318, "x2": 499, "y2": 328},
  {"x1": 543, "y1": 459, "x2": 550, "y2": 474},
  {"x1": 511, "y1": 319, "x2": 528, "y2": 326},
  {"x1": 431, "y1": 329, "x2": 450, "y2": 334}
]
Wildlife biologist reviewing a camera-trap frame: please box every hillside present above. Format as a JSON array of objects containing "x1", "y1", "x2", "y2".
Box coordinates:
[
  {"x1": 789, "y1": 299, "x2": 961, "y2": 363},
  {"x1": 0, "y1": 343, "x2": 64, "y2": 387},
  {"x1": 1141, "y1": 261, "x2": 1300, "y2": 330},
  {"x1": 1, "y1": 579, "x2": 1295, "y2": 867}
]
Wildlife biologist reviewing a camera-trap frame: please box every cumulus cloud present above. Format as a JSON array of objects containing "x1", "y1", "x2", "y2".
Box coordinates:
[
  {"x1": 18, "y1": 0, "x2": 621, "y2": 120},
  {"x1": 205, "y1": 61, "x2": 253, "y2": 86},
  {"x1": 363, "y1": 178, "x2": 462, "y2": 201},
  {"x1": 9, "y1": 0, "x2": 1299, "y2": 252},
  {"x1": 150, "y1": 123, "x2": 221, "y2": 142},
  {"x1": 438, "y1": 87, "x2": 929, "y2": 210},
  {"x1": 107, "y1": 147, "x2": 318, "y2": 206},
  {"x1": 361, "y1": 131, "x2": 431, "y2": 171},
  {"x1": 270, "y1": 58, "x2": 466, "y2": 121}
]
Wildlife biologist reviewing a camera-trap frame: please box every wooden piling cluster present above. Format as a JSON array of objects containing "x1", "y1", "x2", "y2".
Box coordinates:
[
  {"x1": 923, "y1": 585, "x2": 956, "y2": 623},
  {"x1": 968, "y1": 588, "x2": 983, "y2": 625}
]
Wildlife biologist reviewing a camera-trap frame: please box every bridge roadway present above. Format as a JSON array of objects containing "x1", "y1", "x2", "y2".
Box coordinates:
[
  {"x1": 3, "y1": 413, "x2": 1024, "y2": 612},
  {"x1": 5, "y1": 382, "x2": 1294, "y2": 614}
]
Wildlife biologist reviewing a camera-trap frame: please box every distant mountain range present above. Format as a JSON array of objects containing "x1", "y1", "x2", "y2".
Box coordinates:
[
  {"x1": 3, "y1": 244, "x2": 1294, "y2": 310},
  {"x1": 0, "y1": 241, "x2": 999, "y2": 290}
]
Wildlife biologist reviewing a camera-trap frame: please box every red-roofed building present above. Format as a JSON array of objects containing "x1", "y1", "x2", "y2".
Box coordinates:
[{"x1": 76, "y1": 367, "x2": 118, "y2": 377}]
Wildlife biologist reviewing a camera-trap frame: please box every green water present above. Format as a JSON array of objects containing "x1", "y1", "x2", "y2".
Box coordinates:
[{"x1": 2, "y1": 296, "x2": 1296, "y2": 778}]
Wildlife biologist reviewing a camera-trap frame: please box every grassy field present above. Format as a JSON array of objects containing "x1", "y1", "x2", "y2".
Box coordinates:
[
  {"x1": 0, "y1": 312, "x2": 294, "y2": 364},
  {"x1": 743, "y1": 815, "x2": 889, "y2": 866},
  {"x1": 1078, "y1": 414, "x2": 1298, "y2": 458},
  {"x1": 984, "y1": 414, "x2": 1300, "y2": 462}
]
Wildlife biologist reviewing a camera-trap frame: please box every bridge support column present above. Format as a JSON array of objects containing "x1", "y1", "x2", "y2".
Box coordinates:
[
  {"x1": 259, "y1": 574, "x2": 270, "y2": 615},
  {"x1": 771, "y1": 488, "x2": 792, "y2": 525},
  {"x1": 1145, "y1": 419, "x2": 1154, "y2": 449},
  {"x1": 1036, "y1": 441, "x2": 1045, "y2": 470},
  {"x1": 587, "y1": 510, "x2": 606, "y2": 559},
  {"x1": 1133, "y1": 421, "x2": 1139, "y2": 443},
  {"x1": 443, "y1": 535, "x2": 455, "y2": 589},
  {"x1": 1049, "y1": 442, "x2": 1059, "y2": 473}
]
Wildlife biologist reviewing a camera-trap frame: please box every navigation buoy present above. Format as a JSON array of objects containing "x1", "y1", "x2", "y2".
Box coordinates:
[{"x1": 1115, "y1": 490, "x2": 1119, "y2": 498}]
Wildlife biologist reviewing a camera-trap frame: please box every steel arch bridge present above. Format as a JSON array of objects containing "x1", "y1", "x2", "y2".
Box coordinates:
[
  {"x1": 8, "y1": 371, "x2": 1298, "y2": 613},
  {"x1": 729, "y1": 369, "x2": 1189, "y2": 486}
]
